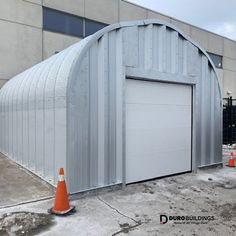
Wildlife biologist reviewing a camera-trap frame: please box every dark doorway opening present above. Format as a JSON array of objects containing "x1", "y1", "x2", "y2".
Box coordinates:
[{"x1": 223, "y1": 96, "x2": 236, "y2": 145}]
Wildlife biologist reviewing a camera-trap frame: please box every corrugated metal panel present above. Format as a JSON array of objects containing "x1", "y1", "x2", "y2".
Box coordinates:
[
  {"x1": 0, "y1": 20, "x2": 222, "y2": 193},
  {"x1": 0, "y1": 37, "x2": 91, "y2": 185}
]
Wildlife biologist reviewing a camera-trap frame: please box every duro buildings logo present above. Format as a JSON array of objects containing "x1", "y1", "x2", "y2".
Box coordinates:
[{"x1": 160, "y1": 214, "x2": 215, "y2": 225}]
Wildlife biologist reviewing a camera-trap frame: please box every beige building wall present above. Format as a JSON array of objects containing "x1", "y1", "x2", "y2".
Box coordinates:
[
  {"x1": 0, "y1": 0, "x2": 236, "y2": 98},
  {"x1": 43, "y1": 0, "x2": 85, "y2": 16},
  {"x1": 42, "y1": 31, "x2": 81, "y2": 59}
]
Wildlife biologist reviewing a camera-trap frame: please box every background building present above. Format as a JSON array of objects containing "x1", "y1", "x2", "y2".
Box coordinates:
[{"x1": 0, "y1": 0, "x2": 235, "y2": 98}]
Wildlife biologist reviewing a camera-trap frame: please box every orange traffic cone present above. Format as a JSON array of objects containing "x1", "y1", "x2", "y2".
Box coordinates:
[
  {"x1": 227, "y1": 152, "x2": 235, "y2": 167},
  {"x1": 49, "y1": 168, "x2": 75, "y2": 215}
]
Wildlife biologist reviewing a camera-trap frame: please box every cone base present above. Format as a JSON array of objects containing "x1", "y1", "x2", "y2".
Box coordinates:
[
  {"x1": 226, "y1": 164, "x2": 236, "y2": 167},
  {"x1": 48, "y1": 205, "x2": 76, "y2": 216}
]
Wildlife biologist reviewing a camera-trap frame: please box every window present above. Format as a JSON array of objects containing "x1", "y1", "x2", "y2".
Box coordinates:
[
  {"x1": 43, "y1": 7, "x2": 83, "y2": 37},
  {"x1": 85, "y1": 19, "x2": 107, "y2": 37},
  {"x1": 43, "y1": 7, "x2": 108, "y2": 38},
  {"x1": 207, "y1": 52, "x2": 223, "y2": 69}
]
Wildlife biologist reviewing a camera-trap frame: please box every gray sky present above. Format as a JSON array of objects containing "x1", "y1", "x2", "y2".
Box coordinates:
[{"x1": 128, "y1": 0, "x2": 236, "y2": 40}]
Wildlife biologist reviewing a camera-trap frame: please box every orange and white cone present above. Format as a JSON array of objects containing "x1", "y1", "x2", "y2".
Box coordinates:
[
  {"x1": 227, "y1": 152, "x2": 235, "y2": 167},
  {"x1": 49, "y1": 168, "x2": 75, "y2": 215}
]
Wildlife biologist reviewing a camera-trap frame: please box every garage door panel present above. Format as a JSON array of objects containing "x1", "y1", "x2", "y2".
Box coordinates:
[
  {"x1": 126, "y1": 127, "x2": 191, "y2": 152},
  {"x1": 126, "y1": 149, "x2": 191, "y2": 183},
  {"x1": 126, "y1": 79, "x2": 192, "y2": 183},
  {"x1": 126, "y1": 79, "x2": 191, "y2": 106},
  {"x1": 126, "y1": 104, "x2": 191, "y2": 128}
]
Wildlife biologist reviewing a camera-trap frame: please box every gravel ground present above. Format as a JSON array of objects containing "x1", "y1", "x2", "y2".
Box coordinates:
[{"x1": 0, "y1": 212, "x2": 53, "y2": 236}]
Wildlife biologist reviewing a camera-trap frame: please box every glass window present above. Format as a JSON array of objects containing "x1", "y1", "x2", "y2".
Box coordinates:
[
  {"x1": 43, "y1": 7, "x2": 83, "y2": 37},
  {"x1": 85, "y1": 19, "x2": 107, "y2": 37},
  {"x1": 207, "y1": 52, "x2": 223, "y2": 69}
]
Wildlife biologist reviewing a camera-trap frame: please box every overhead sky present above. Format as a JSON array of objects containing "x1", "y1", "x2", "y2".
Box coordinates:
[{"x1": 127, "y1": 0, "x2": 236, "y2": 40}]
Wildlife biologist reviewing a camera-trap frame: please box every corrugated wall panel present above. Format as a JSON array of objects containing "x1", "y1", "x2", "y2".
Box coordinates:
[
  {"x1": 210, "y1": 69, "x2": 215, "y2": 164},
  {"x1": 152, "y1": 25, "x2": 159, "y2": 70},
  {"x1": 115, "y1": 29, "x2": 124, "y2": 184},
  {"x1": 103, "y1": 34, "x2": 109, "y2": 186},
  {"x1": 144, "y1": 24, "x2": 153, "y2": 70},
  {"x1": 160, "y1": 26, "x2": 167, "y2": 72},
  {"x1": 108, "y1": 30, "x2": 118, "y2": 184},
  {"x1": 138, "y1": 26, "x2": 145, "y2": 68},
  {"x1": 123, "y1": 26, "x2": 138, "y2": 67},
  {"x1": 0, "y1": 40, "x2": 89, "y2": 186},
  {"x1": 166, "y1": 28, "x2": 172, "y2": 73},
  {"x1": 204, "y1": 63, "x2": 211, "y2": 165},
  {"x1": 35, "y1": 59, "x2": 55, "y2": 176},
  {"x1": 97, "y1": 34, "x2": 107, "y2": 187},
  {"x1": 214, "y1": 72, "x2": 223, "y2": 164},
  {"x1": 89, "y1": 42, "x2": 99, "y2": 187},
  {"x1": 171, "y1": 31, "x2": 179, "y2": 74},
  {"x1": 200, "y1": 56, "x2": 208, "y2": 165},
  {"x1": 28, "y1": 63, "x2": 46, "y2": 171}
]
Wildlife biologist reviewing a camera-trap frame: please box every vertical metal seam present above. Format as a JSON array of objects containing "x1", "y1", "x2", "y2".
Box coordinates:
[
  {"x1": 15, "y1": 71, "x2": 30, "y2": 163},
  {"x1": 27, "y1": 65, "x2": 43, "y2": 169},
  {"x1": 200, "y1": 56, "x2": 206, "y2": 166},
  {"x1": 88, "y1": 51, "x2": 91, "y2": 188},
  {"x1": 20, "y1": 69, "x2": 36, "y2": 166},
  {"x1": 191, "y1": 84, "x2": 196, "y2": 171},
  {"x1": 11, "y1": 76, "x2": 22, "y2": 160},
  {"x1": 210, "y1": 70, "x2": 215, "y2": 163},
  {"x1": 34, "y1": 63, "x2": 50, "y2": 173}
]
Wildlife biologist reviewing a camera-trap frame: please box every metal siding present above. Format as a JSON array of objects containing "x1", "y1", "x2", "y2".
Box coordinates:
[
  {"x1": 195, "y1": 53, "x2": 202, "y2": 167},
  {"x1": 171, "y1": 31, "x2": 179, "y2": 74},
  {"x1": 103, "y1": 34, "x2": 109, "y2": 185},
  {"x1": 97, "y1": 34, "x2": 107, "y2": 186},
  {"x1": 204, "y1": 64, "x2": 211, "y2": 165},
  {"x1": 16, "y1": 73, "x2": 28, "y2": 164},
  {"x1": 81, "y1": 53, "x2": 90, "y2": 189},
  {"x1": 183, "y1": 40, "x2": 188, "y2": 76},
  {"x1": 43, "y1": 54, "x2": 62, "y2": 182},
  {"x1": 28, "y1": 63, "x2": 46, "y2": 170},
  {"x1": 4, "y1": 80, "x2": 10, "y2": 156},
  {"x1": 108, "y1": 30, "x2": 117, "y2": 184},
  {"x1": 72, "y1": 52, "x2": 90, "y2": 190},
  {"x1": 214, "y1": 72, "x2": 223, "y2": 163},
  {"x1": 152, "y1": 25, "x2": 159, "y2": 70},
  {"x1": 160, "y1": 26, "x2": 167, "y2": 72},
  {"x1": 138, "y1": 26, "x2": 145, "y2": 68},
  {"x1": 35, "y1": 59, "x2": 56, "y2": 175},
  {"x1": 178, "y1": 36, "x2": 184, "y2": 75},
  {"x1": 210, "y1": 69, "x2": 215, "y2": 164},
  {"x1": 166, "y1": 28, "x2": 172, "y2": 73},
  {"x1": 0, "y1": 41, "x2": 89, "y2": 186},
  {"x1": 122, "y1": 26, "x2": 138, "y2": 67},
  {"x1": 144, "y1": 24, "x2": 153, "y2": 70},
  {"x1": 89, "y1": 42, "x2": 99, "y2": 187},
  {"x1": 115, "y1": 29, "x2": 124, "y2": 183},
  {"x1": 200, "y1": 56, "x2": 208, "y2": 165},
  {"x1": 0, "y1": 20, "x2": 222, "y2": 193}
]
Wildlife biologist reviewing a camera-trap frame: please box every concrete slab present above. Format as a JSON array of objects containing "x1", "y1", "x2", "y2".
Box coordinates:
[
  {"x1": 0, "y1": 153, "x2": 54, "y2": 208},
  {"x1": 0, "y1": 148, "x2": 235, "y2": 235}
]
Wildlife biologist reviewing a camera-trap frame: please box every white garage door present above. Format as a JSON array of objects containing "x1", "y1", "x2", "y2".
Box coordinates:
[{"x1": 126, "y1": 79, "x2": 192, "y2": 183}]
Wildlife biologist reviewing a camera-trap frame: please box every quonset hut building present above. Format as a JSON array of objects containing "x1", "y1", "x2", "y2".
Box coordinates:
[{"x1": 0, "y1": 20, "x2": 222, "y2": 193}]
